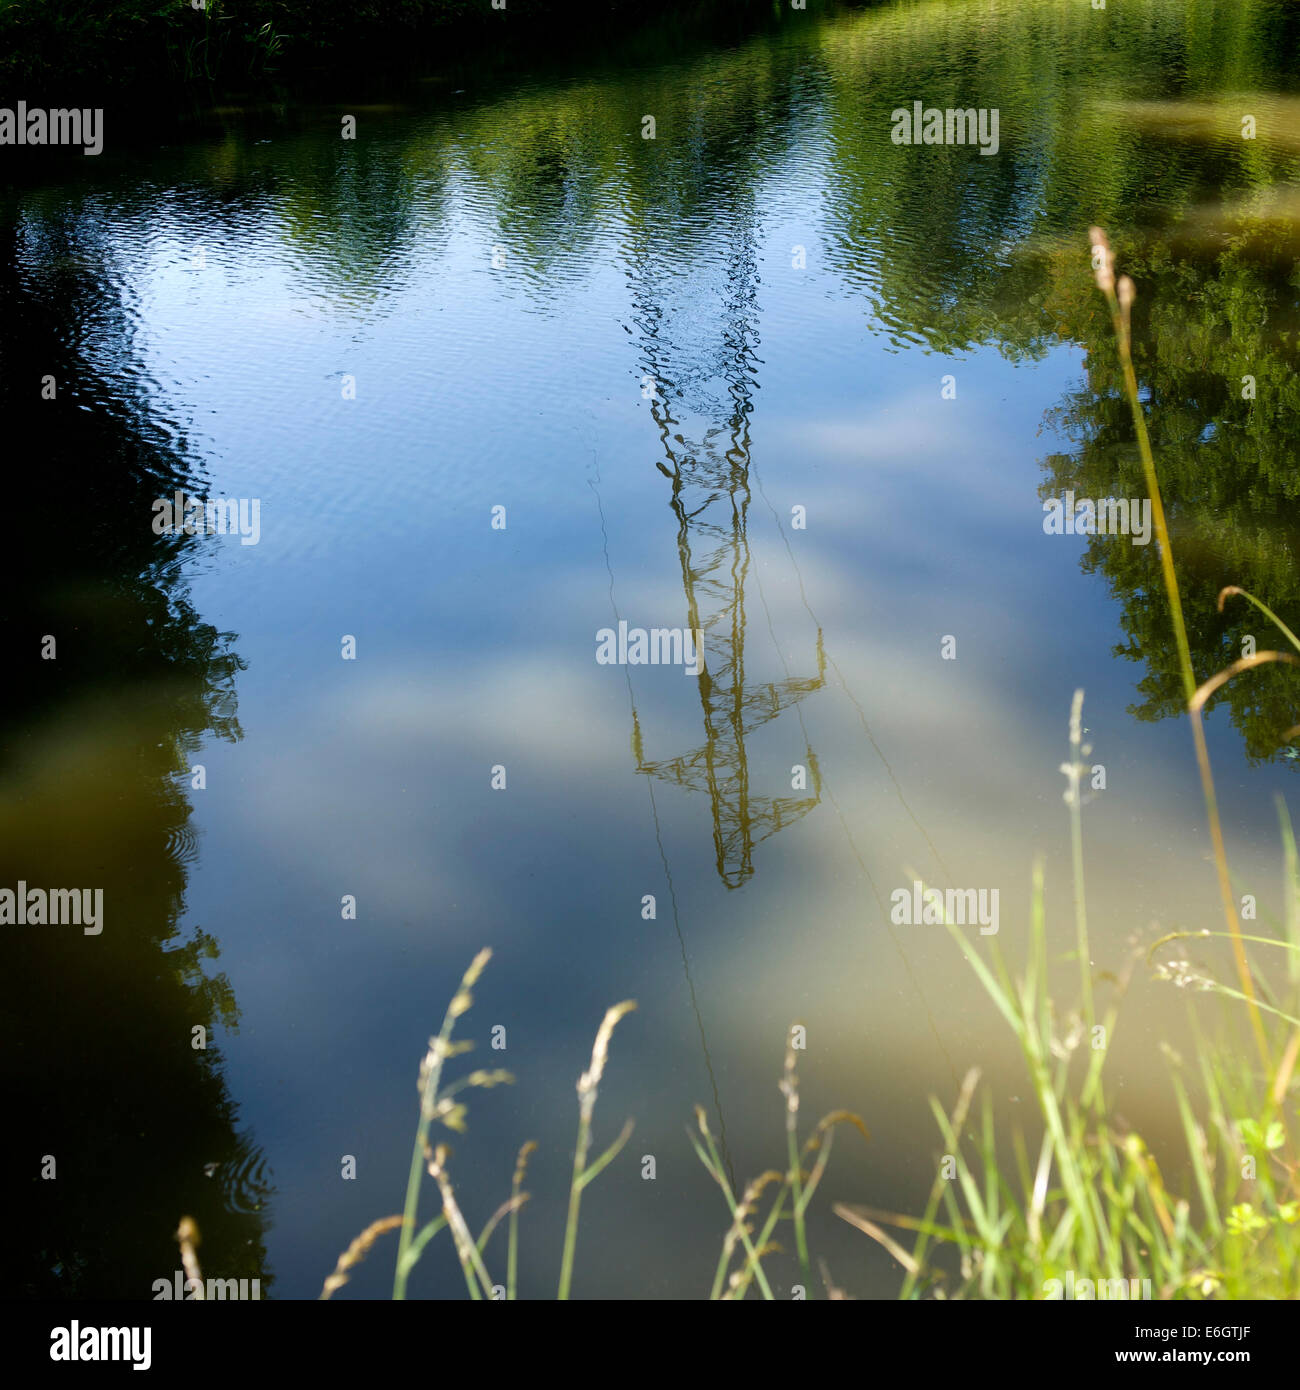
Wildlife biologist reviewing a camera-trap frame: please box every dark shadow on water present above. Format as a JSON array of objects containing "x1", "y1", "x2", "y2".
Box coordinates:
[{"x1": 0, "y1": 210, "x2": 271, "y2": 1297}]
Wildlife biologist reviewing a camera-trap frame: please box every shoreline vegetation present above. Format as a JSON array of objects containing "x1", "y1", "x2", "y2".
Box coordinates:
[{"x1": 0, "y1": 0, "x2": 846, "y2": 105}]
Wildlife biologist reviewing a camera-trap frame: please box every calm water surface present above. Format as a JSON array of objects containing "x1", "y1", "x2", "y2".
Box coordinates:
[{"x1": 4, "y1": 0, "x2": 1300, "y2": 1298}]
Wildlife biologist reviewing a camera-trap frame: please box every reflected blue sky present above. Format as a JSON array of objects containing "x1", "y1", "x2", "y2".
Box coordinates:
[{"x1": 6, "y1": 0, "x2": 1300, "y2": 1299}]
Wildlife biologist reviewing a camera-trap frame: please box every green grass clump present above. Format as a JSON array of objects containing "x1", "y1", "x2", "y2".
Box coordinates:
[
  {"x1": 319, "y1": 946, "x2": 637, "y2": 1301},
  {"x1": 690, "y1": 1045, "x2": 868, "y2": 1299}
]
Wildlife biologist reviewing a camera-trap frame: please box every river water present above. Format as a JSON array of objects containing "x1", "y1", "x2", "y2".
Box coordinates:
[{"x1": 4, "y1": 0, "x2": 1300, "y2": 1298}]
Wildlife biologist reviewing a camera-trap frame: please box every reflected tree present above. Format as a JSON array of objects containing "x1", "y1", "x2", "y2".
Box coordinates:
[
  {"x1": 0, "y1": 206, "x2": 271, "y2": 1297},
  {"x1": 1038, "y1": 218, "x2": 1300, "y2": 763}
]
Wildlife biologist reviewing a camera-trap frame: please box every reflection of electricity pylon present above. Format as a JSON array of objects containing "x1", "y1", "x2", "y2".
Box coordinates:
[{"x1": 628, "y1": 201, "x2": 825, "y2": 890}]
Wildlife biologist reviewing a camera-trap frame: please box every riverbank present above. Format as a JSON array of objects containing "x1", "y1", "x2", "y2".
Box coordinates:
[{"x1": 0, "y1": 0, "x2": 843, "y2": 104}]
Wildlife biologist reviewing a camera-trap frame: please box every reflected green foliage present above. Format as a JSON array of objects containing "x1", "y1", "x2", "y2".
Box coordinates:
[
  {"x1": 816, "y1": 0, "x2": 1300, "y2": 355},
  {"x1": 0, "y1": 211, "x2": 269, "y2": 1296},
  {"x1": 1039, "y1": 217, "x2": 1300, "y2": 762},
  {"x1": 411, "y1": 0, "x2": 1300, "y2": 762}
]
